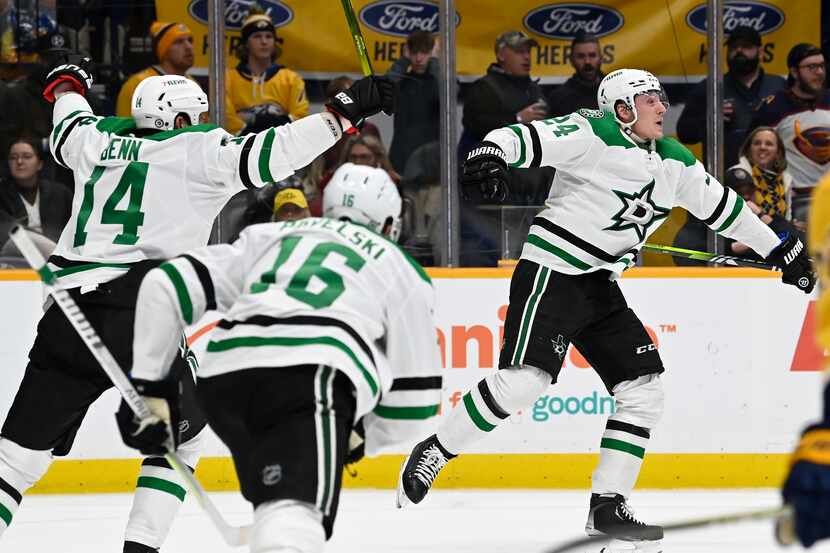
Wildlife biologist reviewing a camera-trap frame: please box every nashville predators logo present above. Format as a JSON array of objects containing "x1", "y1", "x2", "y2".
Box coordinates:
[
  {"x1": 604, "y1": 180, "x2": 670, "y2": 242},
  {"x1": 793, "y1": 120, "x2": 830, "y2": 165}
]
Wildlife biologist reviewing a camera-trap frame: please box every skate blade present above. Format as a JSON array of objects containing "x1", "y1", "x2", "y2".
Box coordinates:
[
  {"x1": 395, "y1": 458, "x2": 412, "y2": 509},
  {"x1": 599, "y1": 539, "x2": 662, "y2": 553}
]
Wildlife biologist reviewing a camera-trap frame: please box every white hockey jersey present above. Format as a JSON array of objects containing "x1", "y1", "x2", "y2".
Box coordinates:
[
  {"x1": 486, "y1": 110, "x2": 782, "y2": 276},
  {"x1": 47, "y1": 93, "x2": 344, "y2": 289},
  {"x1": 131, "y1": 219, "x2": 442, "y2": 456}
]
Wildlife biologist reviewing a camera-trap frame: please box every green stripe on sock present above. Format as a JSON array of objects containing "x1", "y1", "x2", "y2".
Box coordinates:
[
  {"x1": 160, "y1": 262, "x2": 193, "y2": 324},
  {"x1": 600, "y1": 437, "x2": 645, "y2": 459},
  {"x1": 136, "y1": 476, "x2": 186, "y2": 501},
  {"x1": 373, "y1": 404, "x2": 440, "y2": 419},
  {"x1": 0, "y1": 502, "x2": 12, "y2": 526},
  {"x1": 463, "y1": 392, "x2": 496, "y2": 432}
]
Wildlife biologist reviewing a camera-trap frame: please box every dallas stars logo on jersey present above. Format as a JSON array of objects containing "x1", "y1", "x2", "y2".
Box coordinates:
[{"x1": 604, "y1": 180, "x2": 670, "y2": 241}]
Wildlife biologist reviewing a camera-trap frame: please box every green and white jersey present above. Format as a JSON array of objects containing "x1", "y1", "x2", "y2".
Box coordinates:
[
  {"x1": 131, "y1": 219, "x2": 441, "y2": 456},
  {"x1": 47, "y1": 93, "x2": 342, "y2": 289},
  {"x1": 486, "y1": 110, "x2": 781, "y2": 276}
]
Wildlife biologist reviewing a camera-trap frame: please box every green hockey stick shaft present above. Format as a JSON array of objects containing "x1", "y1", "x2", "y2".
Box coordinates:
[
  {"x1": 642, "y1": 243, "x2": 776, "y2": 270},
  {"x1": 340, "y1": 0, "x2": 374, "y2": 76}
]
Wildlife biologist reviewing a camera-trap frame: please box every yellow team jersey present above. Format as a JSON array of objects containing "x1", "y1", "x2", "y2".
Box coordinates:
[
  {"x1": 224, "y1": 62, "x2": 309, "y2": 135},
  {"x1": 115, "y1": 66, "x2": 198, "y2": 117},
  {"x1": 810, "y1": 172, "x2": 830, "y2": 352}
]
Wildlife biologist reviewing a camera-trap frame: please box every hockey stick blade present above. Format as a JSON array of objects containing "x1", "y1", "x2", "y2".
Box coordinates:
[
  {"x1": 642, "y1": 243, "x2": 776, "y2": 270},
  {"x1": 543, "y1": 505, "x2": 792, "y2": 553},
  {"x1": 340, "y1": 0, "x2": 374, "y2": 76},
  {"x1": 8, "y1": 225, "x2": 250, "y2": 547}
]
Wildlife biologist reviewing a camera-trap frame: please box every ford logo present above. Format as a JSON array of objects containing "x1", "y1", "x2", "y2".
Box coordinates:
[
  {"x1": 686, "y1": 1, "x2": 784, "y2": 35},
  {"x1": 523, "y1": 3, "x2": 623, "y2": 40},
  {"x1": 359, "y1": 1, "x2": 459, "y2": 38},
  {"x1": 188, "y1": 0, "x2": 293, "y2": 31}
]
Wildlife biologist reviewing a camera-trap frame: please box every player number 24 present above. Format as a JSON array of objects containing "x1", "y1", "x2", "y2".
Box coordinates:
[
  {"x1": 73, "y1": 162, "x2": 148, "y2": 247},
  {"x1": 251, "y1": 236, "x2": 366, "y2": 309}
]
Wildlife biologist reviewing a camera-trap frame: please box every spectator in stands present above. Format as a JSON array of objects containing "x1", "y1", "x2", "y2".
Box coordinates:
[
  {"x1": 272, "y1": 187, "x2": 311, "y2": 222},
  {"x1": 677, "y1": 25, "x2": 785, "y2": 168},
  {"x1": 309, "y1": 135, "x2": 399, "y2": 216},
  {"x1": 461, "y1": 31, "x2": 545, "y2": 144},
  {"x1": 751, "y1": 43, "x2": 829, "y2": 226},
  {"x1": 547, "y1": 32, "x2": 605, "y2": 117},
  {"x1": 401, "y1": 140, "x2": 441, "y2": 265},
  {"x1": 386, "y1": 30, "x2": 440, "y2": 173},
  {"x1": 731, "y1": 126, "x2": 798, "y2": 227},
  {"x1": 723, "y1": 165, "x2": 801, "y2": 258},
  {"x1": 0, "y1": 30, "x2": 76, "y2": 168},
  {"x1": 115, "y1": 21, "x2": 196, "y2": 117},
  {"x1": 0, "y1": 137, "x2": 71, "y2": 252},
  {"x1": 225, "y1": 6, "x2": 308, "y2": 135}
]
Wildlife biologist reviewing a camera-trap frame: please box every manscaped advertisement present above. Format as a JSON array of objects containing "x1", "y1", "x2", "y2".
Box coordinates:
[
  {"x1": 155, "y1": 0, "x2": 819, "y2": 82},
  {"x1": 0, "y1": 271, "x2": 823, "y2": 459}
]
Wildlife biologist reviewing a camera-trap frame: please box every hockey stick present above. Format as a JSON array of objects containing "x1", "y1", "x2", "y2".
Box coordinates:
[
  {"x1": 340, "y1": 0, "x2": 374, "y2": 76},
  {"x1": 8, "y1": 225, "x2": 250, "y2": 547},
  {"x1": 642, "y1": 243, "x2": 776, "y2": 270},
  {"x1": 543, "y1": 504, "x2": 793, "y2": 553}
]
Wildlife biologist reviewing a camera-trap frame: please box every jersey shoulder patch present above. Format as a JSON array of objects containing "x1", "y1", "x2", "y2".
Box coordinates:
[
  {"x1": 583, "y1": 111, "x2": 634, "y2": 149},
  {"x1": 655, "y1": 136, "x2": 696, "y2": 167}
]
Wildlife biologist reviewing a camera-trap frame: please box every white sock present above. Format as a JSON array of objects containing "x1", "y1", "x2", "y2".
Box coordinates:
[
  {"x1": 437, "y1": 365, "x2": 549, "y2": 454},
  {"x1": 251, "y1": 500, "x2": 325, "y2": 553},
  {"x1": 123, "y1": 428, "x2": 205, "y2": 548},
  {"x1": 0, "y1": 438, "x2": 52, "y2": 536},
  {"x1": 592, "y1": 375, "x2": 664, "y2": 498}
]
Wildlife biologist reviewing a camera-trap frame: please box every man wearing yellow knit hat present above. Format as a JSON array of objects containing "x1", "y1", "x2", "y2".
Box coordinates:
[
  {"x1": 225, "y1": 7, "x2": 309, "y2": 135},
  {"x1": 115, "y1": 21, "x2": 197, "y2": 117}
]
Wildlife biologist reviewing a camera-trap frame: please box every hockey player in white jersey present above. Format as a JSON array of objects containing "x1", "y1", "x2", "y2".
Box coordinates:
[
  {"x1": 397, "y1": 69, "x2": 815, "y2": 549},
  {"x1": 117, "y1": 163, "x2": 441, "y2": 553},
  {"x1": 0, "y1": 60, "x2": 393, "y2": 552}
]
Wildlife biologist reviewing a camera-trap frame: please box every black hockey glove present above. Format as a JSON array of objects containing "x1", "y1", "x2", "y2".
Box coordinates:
[
  {"x1": 42, "y1": 58, "x2": 93, "y2": 103},
  {"x1": 461, "y1": 141, "x2": 509, "y2": 202},
  {"x1": 240, "y1": 103, "x2": 292, "y2": 135},
  {"x1": 765, "y1": 233, "x2": 816, "y2": 293},
  {"x1": 116, "y1": 377, "x2": 181, "y2": 456},
  {"x1": 325, "y1": 75, "x2": 394, "y2": 132},
  {"x1": 781, "y1": 421, "x2": 830, "y2": 547}
]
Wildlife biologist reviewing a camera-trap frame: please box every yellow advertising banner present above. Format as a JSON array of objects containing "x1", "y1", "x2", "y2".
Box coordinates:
[{"x1": 157, "y1": 0, "x2": 820, "y2": 82}]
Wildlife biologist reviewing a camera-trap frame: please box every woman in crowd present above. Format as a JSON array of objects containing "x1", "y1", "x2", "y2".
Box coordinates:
[
  {"x1": 0, "y1": 136, "x2": 71, "y2": 253},
  {"x1": 727, "y1": 126, "x2": 799, "y2": 256},
  {"x1": 309, "y1": 134, "x2": 400, "y2": 216}
]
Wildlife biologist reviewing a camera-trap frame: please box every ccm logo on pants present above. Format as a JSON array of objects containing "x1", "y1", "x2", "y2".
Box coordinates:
[{"x1": 635, "y1": 344, "x2": 656, "y2": 354}]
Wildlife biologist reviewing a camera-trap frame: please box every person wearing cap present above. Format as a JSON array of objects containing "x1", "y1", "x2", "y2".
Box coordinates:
[
  {"x1": 115, "y1": 21, "x2": 196, "y2": 117},
  {"x1": 461, "y1": 30, "x2": 547, "y2": 143},
  {"x1": 459, "y1": 30, "x2": 551, "y2": 265},
  {"x1": 272, "y1": 187, "x2": 311, "y2": 222},
  {"x1": 750, "y1": 43, "x2": 829, "y2": 226},
  {"x1": 224, "y1": 7, "x2": 309, "y2": 135},
  {"x1": 547, "y1": 31, "x2": 606, "y2": 117},
  {"x1": 677, "y1": 25, "x2": 785, "y2": 169}
]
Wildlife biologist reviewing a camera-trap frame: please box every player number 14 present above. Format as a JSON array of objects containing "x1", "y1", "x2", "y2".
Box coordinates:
[{"x1": 73, "y1": 162, "x2": 149, "y2": 247}]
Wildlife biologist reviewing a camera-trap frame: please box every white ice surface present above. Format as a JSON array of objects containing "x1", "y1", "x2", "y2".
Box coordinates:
[{"x1": 3, "y1": 489, "x2": 830, "y2": 553}]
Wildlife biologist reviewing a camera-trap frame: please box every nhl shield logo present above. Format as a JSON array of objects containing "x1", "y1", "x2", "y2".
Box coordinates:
[{"x1": 262, "y1": 464, "x2": 282, "y2": 486}]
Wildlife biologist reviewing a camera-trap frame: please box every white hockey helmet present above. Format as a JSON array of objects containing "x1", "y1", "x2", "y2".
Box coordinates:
[
  {"x1": 323, "y1": 163, "x2": 402, "y2": 241},
  {"x1": 131, "y1": 75, "x2": 208, "y2": 130},
  {"x1": 597, "y1": 69, "x2": 668, "y2": 129}
]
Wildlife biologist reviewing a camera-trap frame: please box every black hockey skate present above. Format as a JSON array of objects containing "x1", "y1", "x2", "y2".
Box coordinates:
[
  {"x1": 396, "y1": 434, "x2": 453, "y2": 508},
  {"x1": 585, "y1": 493, "x2": 663, "y2": 543}
]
